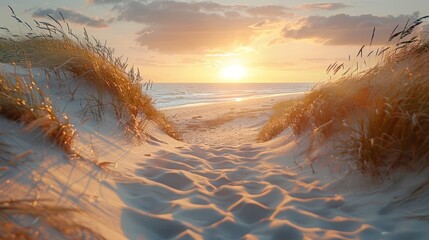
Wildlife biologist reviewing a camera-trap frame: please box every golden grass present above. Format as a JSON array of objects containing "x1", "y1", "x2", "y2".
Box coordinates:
[
  {"x1": 0, "y1": 12, "x2": 180, "y2": 141},
  {"x1": 0, "y1": 199, "x2": 105, "y2": 239},
  {"x1": 0, "y1": 72, "x2": 75, "y2": 153},
  {"x1": 258, "y1": 77, "x2": 372, "y2": 141},
  {"x1": 259, "y1": 37, "x2": 429, "y2": 177},
  {"x1": 257, "y1": 99, "x2": 298, "y2": 142},
  {"x1": 343, "y1": 42, "x2": 429, "y2": 176}
]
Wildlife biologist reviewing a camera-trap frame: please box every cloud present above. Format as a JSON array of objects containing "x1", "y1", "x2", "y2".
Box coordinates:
[
  {"x1": 297, "y1": 3, "x2": 350, "y2": 10},
  {"x1": 282, "y1": 13, "x2": 421, "y2": 45},
  {"x1": 86, "y1": 0, "x2": 125, "y2": 4},
  {"x1": 246, "y1": 5, "x2": 293, "y2": 17},
  {"x1": 32, "y1": 8, "x2": 109, "y2": 28},
  {"x1": 115, "y1": 1, "x2": 289, "y2": 53}
]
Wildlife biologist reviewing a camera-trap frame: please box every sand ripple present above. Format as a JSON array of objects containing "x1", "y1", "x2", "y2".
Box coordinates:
[{"x1": 117, "y1": 144, "x2": 381, "y2": 240}]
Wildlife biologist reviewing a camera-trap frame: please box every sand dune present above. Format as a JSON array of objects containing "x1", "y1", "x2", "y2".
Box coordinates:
[{"x1": 1, "y1": 64, "x2": 429, "y2": 239}]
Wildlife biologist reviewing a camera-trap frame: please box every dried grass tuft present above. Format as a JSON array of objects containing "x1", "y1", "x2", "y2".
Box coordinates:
[
  {"x1": 0, "y1": 198, "x2": 105, "y2": 240},
  {"x1": 0, "y1": 8, "x2": 180, "y2": 141},
  {"x1": 0, "y1": 72, "x2": 75, "y2": 153},
  {"x1": 259, "y1": 16, "x2": 429, "y2": 177}
]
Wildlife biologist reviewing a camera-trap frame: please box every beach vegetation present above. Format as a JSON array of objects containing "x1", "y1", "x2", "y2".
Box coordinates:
[
  {"x1": 0, "y1": 198, "x2": 105, "y2": 239},
  {"x1": 0, "y1": 7, "x2": 181, "y2": 141},
  {"x1": 259, "y1": 16, "x2": 429, "y2": 177},
  {"x1": 0, "y1": 72, "x2": 75, "y2": 153},
  {"x1": 257, "y1": 99, "x2": 298, "y2": 142}
]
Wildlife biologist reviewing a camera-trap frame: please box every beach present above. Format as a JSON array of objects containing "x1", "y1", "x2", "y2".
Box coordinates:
[
  {"x1": 2, "y1": 63, "x2": 429, "y2": 239},
  {"x1": 163, "y1": 92, "x2": 303, "y2": 145},
  {"x1": 1, "y1": 7, "x2": 429, "y2": 237}
]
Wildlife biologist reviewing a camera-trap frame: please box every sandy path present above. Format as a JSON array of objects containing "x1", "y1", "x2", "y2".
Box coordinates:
[
  {"x1": 162, "y1": 93, "x2": 302, "y2": 145},
  {"x1": 118, "y1": 139, "x2": 369, "y2": 240},
  {"x1": 114, "y1": 128, "x2": 429, "y2": 240}
]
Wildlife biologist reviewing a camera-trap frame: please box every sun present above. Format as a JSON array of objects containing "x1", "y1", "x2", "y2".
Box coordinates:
[{"x1": 220, "y1": 64, "x2": 246, "y2": 81}]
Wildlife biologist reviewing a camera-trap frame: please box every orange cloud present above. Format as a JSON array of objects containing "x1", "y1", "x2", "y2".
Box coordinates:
[
  {"x1": 296, "y1": 3, "x2": 351, "y2": 10},
  {"x1": 282, "y1": 13, "x2": 424, "y2": 45},
  {"x1": 115, "y1": 1, "x2": 291, "y2": 53}
]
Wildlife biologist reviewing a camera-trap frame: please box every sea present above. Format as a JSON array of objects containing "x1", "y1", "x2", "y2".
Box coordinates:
[{"x1": 146, "y1": 83, "x2": 315, "y2": 109}]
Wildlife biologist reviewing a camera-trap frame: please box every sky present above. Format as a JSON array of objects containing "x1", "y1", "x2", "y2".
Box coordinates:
[{"x1": 1, "y1": 0, "x2": 428, "y2": 83}]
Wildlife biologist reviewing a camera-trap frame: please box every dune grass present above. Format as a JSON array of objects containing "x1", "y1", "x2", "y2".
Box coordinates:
[
  {"x1": 343, "y1": 41, "x2": 429, "y2": 175},
  {"x1": 258, "y1": 77, "x2": 372, "y2": 141},
  {"x1": 0, "y1": 72, "x2": 75, "y2": 153},
  {"x1": 259, "y1": 21, "x2": 429, "y2": 176},
  {"x1": 257, "y1": 99, "x2": 298, "y2": 142},
  {"x1": 0, "y1": 9, "x2": 180, "y2": 141},
  {"x1": 0, "y1": 199, "x2": 105, "y2": 239}
]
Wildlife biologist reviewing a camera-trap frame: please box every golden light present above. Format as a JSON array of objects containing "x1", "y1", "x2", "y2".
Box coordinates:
[{"x1": 220, "y1": 64, "x2": 246, "y2": 81}]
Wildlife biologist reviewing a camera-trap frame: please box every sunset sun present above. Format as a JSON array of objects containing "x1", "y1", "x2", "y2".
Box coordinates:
[{"x1": 220, "y1": 64, "x2": 246, "y2": 81}]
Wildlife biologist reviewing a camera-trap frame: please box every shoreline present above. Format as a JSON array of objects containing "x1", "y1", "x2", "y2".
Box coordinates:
[
  {"x1": 162, "y1": 92, "x2": 303, "y2": 145},
  {"x1": 158, "y1": 92, "x2": 305, "y2": 110}
]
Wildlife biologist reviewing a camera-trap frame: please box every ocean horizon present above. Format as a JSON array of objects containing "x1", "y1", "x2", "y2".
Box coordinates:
[{"x1": 147, "y1": 82, "x2": 315, "y2": 109}]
